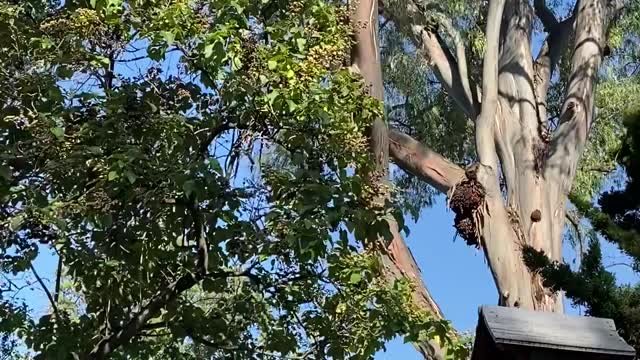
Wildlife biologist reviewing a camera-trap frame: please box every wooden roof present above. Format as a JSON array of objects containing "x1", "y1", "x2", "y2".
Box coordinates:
[{"x1": 478, "y1": 305, "x2": 635, "y2": 357}]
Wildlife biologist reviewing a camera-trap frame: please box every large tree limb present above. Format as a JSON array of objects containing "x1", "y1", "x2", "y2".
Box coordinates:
[
  {"x1": 545, "y1": 0, "x2": 609, "y2": 260},
  {"x1": 380, "y1": 0, "x2": 478, "y2": 119},
  {"x1": 476, "y1": 0, "x2": 506, "y2": 172},
  {"x1": 493, "y1": 1, "x2": 542, "y2": 231},
  {"x1": 436, "y1": 17, "x2": 479, "y2": 116},
  {"x1": 381, "y1": 225, "x2": 449, "y2": 360},
  {"x1": 533, "y1": 6, "x2": 578, "y2": 124},
  {"x1": 388, "y1": 129, "x2": 465, "y2": 193},
  {"x1": 546, "y1": 0, "x2": 607, "y2": 178}
]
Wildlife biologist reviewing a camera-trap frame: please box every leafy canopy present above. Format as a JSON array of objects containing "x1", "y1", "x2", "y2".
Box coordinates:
[{"x1": 0, "y1": 0, "x2": 465, "y2": 359}]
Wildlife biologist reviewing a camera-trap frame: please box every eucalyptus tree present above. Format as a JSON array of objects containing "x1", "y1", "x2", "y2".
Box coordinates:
[{"x1": 350, "y1": 0, "x2": 637, "y2": 347}]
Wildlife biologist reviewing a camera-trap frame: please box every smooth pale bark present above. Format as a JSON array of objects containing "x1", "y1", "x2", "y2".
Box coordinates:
[
  {"x1": 495, "y1": 0, "x2": 562, "y2": 311},
  {"x1": 351, "y1": 1, "x2": 449, "y2": 359},
  {"x1": 382, "y1": 0, "x2": 616, "y2": 322},
  {"x1": 476, "y1": 0, "x2": 505, "y2": 172},
  {"x1": 545, "y1": 0, "x2": 608, "y2": 262}
]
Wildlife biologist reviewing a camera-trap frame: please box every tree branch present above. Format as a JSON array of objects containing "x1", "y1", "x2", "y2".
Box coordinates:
[
  {"x1": 380, "y1": 0, "x2": 478, "y2": 118},
  {"x1": 87, "y1": 270, "x2": 248, "y2": 359},
  {"x1": 544, "y1": 0, "x2": 610, "y2": 262},
  {"x1": 545, "y1": 0, "x2": 608, "y2": 194},
  {"x1": 533, "y1": 0, "x2": 559, "y2": 31},
  {"x1": 54, "y1": 254, "x2": 63, "y2": 304},
  {"x1": 192, "y1": 204, "x2": 208, "y2": 276},
  {"x1": 388, "y1": 129, "x2": 465, "y2": 193},
  {"x1": 198, "y1": 122, "x2": 233, "y2": 159},
  {"x1": 353, "y1": 2, "x2": 452, "y2": 358},
  {"x1": 533, "y1": 6, "x2": 578, "y2": 123},
  {"x1": 186, "y1": 329, "x2": 240, "y2": 351},
  {"x1": 475, "y1": 0, "x2": 506, "y2": 171},
  {"x1": 30, "y1": 264, "x2": 60, "y2": 320},
  {"x1": 436, "y1": 17, "x2": 479, "y2": 116},
  {"x1": 566, "y1": 209, "x2": 585, "y2": 261}
]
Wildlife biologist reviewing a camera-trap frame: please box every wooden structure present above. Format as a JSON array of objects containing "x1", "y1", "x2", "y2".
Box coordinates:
[{"x1": 471, "y1": 305, "x2": 636, "y2": 360}]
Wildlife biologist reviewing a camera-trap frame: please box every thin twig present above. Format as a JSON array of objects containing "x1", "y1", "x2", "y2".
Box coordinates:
[
  {"x1": 605, "y1": 262, "x2": 635, "y2": 270},
  {"x1": 54, "y1": 254, "x2": 63, "y2": 303},
  {"x1": 30, "y1": 264, "x2": 60, "y2": 320}
]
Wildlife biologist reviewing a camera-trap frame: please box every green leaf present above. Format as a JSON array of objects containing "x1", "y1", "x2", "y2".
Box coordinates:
[
  {"x1": 160, "y1": 31, "x2": 175, "y2": 45},
  {"x1": 266, "y1": 90, "x2": 279, "y2": 105},
  {"x1": 296, "y1": 38, "x2": 306, "y2": 52},
  {"x1": 202, "y1": 277, "x2": 225, "y2": 292},
  {"x1": 230, "y1": 0, "x2": 245, "y2": 13},
  {"x1": 232, "y1": 56, "x2": 242, "y2": 71},
  {"x1": 56, "y1": 66, "x2": 74, "y2": 79},
  {"x1": 349, "y1": 273, "x2": 362, "y2": 284},
  {"x1": 287, "y1": 100, "x2": 298, "y2": 112},
  {"x1": 92, "y1": 56, "x2": 110, "y2": 67},
  {"x1": 108, "y1": 171, "x2": 119, "y2": 181},
  {"x1": 10, "y1": 214, "x2": 25, "y2": 231},
  {"x1": 208, "y1": 158, "x2": 222, "y2": 174},
  {"x1": 339, "y1": 229, "x2": 349, "y2": 244},
  {"x1": 50, "y1": 127, "x2": 64, "y2": 140},
  {"x1": 183, "y1": 180, "x2": 196, "y2": 197},
  {"x1": 204, "y1": 43, "x2": 214, "y2": 59},
  {"x1": 41, "y1": 37, "x2": 54, "y2": 49},
  {"x1": 124, "y1": 170, "x2": 137, "y2": 184},
  {"x1": 148, "y1": 46, "x2": 165, "y2": 61},
  {"x1": 98, "y1": 214, "x2": 113, "y2": 228},
  {"x1": 268, "y1": 60, "x2": 278, "y2": 70},
  {"x1": 200, "y1": 72, "x2": 214, "y2": 88},
  {"x1": 87, "y1": 146, "x2": 103, "y2": 154},
  {"x1": 0, "y1": 165, "x2": 11, "y2": 180}
]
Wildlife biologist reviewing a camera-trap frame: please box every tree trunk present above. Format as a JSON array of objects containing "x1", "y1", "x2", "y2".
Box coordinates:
[{"x1": 350, "y1": 1, "x2": 452, "y2": 358}]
